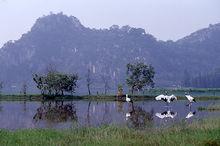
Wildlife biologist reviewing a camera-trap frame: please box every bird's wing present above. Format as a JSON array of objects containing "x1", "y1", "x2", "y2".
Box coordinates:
[
  {"x1": 161, "y1": 111, "x2": 168, "y2": 115},
  {"x1": 185, "y1": 95, "x2": 194, "y2": 101},
  {"x1": 186, "y1": 112, "x2": 193, "y2": 119},
  {"x1": 155, "y1": 113, "x2": 165, "y2": 119},
  {"x1": 126, "y1": 97, "x2": 131, "y2": 102},
  {"x1": 170, "y1": 95, "x2": 177, "y2": 100},
  {"x1": 126, "y1": 113, "x2": 131, "y2": 117},
  {"x1": 155, "y1": 94, "x2": 165, "y2": 100},
  {"x1": 169, "y1": 112, "x2": 177, "y2": 118}
]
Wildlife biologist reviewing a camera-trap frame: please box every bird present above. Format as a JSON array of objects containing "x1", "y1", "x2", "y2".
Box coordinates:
[
  {"x1": 125, "y1": 112, "x2": 131, "y2": 120},
  {"x1": 185, "y1": 93, "x2": 196, "y2": 106},
  {"x1": 155, "y1": 94, "x2": 177, "y2": 104},
  {"x1": 155, "y1": 110, "x2": 177, "y2": 119},
  {"x1": 185, "y1": 111, "x2": 196, "y2": 119},
  {"x1": 126, "y1": 94, "x2": 133, "y2": 103}
]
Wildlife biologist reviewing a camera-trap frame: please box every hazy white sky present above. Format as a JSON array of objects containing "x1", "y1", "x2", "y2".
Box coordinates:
[{"x1": 0, "y1": 0, "x2": 220, "y2": 47}]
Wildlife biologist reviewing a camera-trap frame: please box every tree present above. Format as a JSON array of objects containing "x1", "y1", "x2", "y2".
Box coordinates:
[
  {"x1": 0, "y1": 81, "x2": 3, "y2": 94},
  {"x1": 117, "y1": 84, "x2": 123, "y2": 97},
  {"x1": 33, "y1": 74, "x2": 46, "y2": 95},
  {"x1": 101, "y1": 73, "x2": 110, "y2": 95},
  {"x1": 33, "y1": 71, "x2": 78, "y2": 96},
  {"x1": 126, "y1": 62, "x2": 155, "y2": 94},
  {"x1": 183, "y1": 69, "x2": 191, "y2": 87},
  {"x1": 86, "y1": 69, "x2": 92, "y2": 95},
  {"x1": 21, "y1": 82, "x2": 28, "y2": 96}
]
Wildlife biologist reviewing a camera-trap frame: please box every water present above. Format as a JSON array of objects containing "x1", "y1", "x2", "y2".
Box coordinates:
[{"x1": 0, "y1": 100, "x2": 219, "y2": 130}]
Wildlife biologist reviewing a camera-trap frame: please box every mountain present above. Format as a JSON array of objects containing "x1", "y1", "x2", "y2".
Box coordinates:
[{"x1": 0, "y1": 12, "x2": 220, "y2": 94}]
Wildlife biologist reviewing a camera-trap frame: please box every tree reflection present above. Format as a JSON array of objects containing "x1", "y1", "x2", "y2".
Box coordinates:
[
  {"x1": 0, "y1": 101, "x2": 2, "y2": 112},
  {"x1": 116, "y1": 101, "x2": 124, "y2": 113},
  {"x1": 126, "y1": 104, "x2": 154, "y2": 129},
  {"x1": 33, "y1": 101, "x2": 77, "y2": 123},
  {"x1": 86, "y1": 101, "x2": 91, "y2": 126},
  {"x1": 102, "y1": 102, "x2": 111, "y2": 125}
]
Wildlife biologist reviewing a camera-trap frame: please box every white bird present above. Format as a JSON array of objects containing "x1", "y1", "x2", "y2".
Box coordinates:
[
  {"x1": 155, "y1": 110, "x2": 177, "y2": 119},
  {"x1": 155, "y1": 94, "x2": 177, "y2": 103},
  {"x1": 185, "y1": 93, "x2": 196, "y2": 106},
  {"x1": 126, "y1": 94, "x2": 133, "y2": 103},
  {"x1": 125, "y1": 112, "x2": 131, "y2": 120},
  {"x1": 186, "y1": 111, "x2": 196, "y2": 119}
]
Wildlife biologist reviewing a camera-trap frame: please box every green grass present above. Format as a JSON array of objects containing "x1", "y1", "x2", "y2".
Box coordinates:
[{"x1": 0, "y1": 118, "x2": 220, "y2": 146}]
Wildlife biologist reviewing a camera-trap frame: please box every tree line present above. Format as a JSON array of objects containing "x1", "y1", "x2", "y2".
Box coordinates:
[
  {"x1": 183, "y1": 69, "x2": 220, "y2": 88},
  {"x1": 32, "y1": 62, "x2": 155, "y2": 96},
  {"x1": 0, "y1": 62, "x2": 155, "y2": 96}
]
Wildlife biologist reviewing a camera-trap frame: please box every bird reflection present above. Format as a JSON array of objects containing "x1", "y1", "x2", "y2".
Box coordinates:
[
  {"x1": 185, "y1": 111, "x2": 196, "y2": 119},
  {"x1": 155, "y1": 110, "x2": 177, "y2": 119},
  {"x1": 33, "y1": 101, "x2": 77, "y2": 123},
  {"x1": 125, "y1": 112, "x2": 131, "y2": 120}
]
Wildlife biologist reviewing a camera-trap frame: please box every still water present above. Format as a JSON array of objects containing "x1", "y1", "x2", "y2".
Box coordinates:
[{"x1": 0, "y1": 99, "x2": 219, "y2": 130}]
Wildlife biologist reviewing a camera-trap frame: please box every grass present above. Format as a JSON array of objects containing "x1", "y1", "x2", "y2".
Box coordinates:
[{"x1": 0, "y1": 118, "x2": 220, "y2": 146}]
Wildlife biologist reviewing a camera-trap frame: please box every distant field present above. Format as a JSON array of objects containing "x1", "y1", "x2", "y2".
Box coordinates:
[
  {"x1": 1, "y1": 88, "x2": 220, "y2": 101},
  {"x1": 144, "y1": 88, "x2": 220, "y2": 97},
  {"x1": 0, "y1": 118, "x2": 219, "y2": 146}
]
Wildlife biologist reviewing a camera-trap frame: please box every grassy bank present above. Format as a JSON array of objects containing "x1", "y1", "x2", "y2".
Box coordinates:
[
  {"x1": 1, "y1": 88, "x2": 220, "y2": 101},
  {"x1": 0, "y1": 118, "x2": 220, "y2": 146}
]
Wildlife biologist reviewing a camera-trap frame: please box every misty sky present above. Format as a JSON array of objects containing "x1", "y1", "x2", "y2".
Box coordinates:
[{"x1": 0, "y1": 0, "x2": 220, "y2": 47}]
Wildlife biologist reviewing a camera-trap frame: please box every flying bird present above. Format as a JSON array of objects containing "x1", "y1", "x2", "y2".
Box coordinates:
[
  {"x1": 185, "y1": 93, "x2": 196, "y2": 106},
  {"x1": 155, "y1": 94, "x2": 177, "y2": 104}
]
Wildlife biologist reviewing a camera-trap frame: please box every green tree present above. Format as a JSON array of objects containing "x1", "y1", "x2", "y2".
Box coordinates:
[
  {"x1": 126, "y1": 62, "x2": 155, "y2": 94},
  {"x1": 33, "y1": 72, "x2": 78, "y2": 96}
]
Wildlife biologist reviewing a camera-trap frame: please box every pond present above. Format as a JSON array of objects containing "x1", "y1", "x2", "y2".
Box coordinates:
[{"x1": 0, "y1": 99, "x2": 219, "y2": 130}]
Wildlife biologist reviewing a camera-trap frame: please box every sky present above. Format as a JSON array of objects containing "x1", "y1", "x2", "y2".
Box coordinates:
[{"x1": 0, "y1": 0, "x2": 220, "y2": 47}]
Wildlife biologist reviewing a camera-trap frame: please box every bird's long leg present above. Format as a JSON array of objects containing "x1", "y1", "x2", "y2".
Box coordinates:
[
  {"x1": 186, "y1": 102, "x2": 190, "y2": 107},
  {"x1": 131, "y1": 102, "x2": 134, "y2": 111},
  {"x1": 189, "y1": 103, "x2": 192, "y2": 110},
  {"x1": 166, "y1": 102, "x2": 169, "y2": 107}
]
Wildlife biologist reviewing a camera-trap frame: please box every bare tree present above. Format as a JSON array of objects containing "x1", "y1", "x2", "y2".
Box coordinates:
[
  {"x1": 101, "y1": 73, "x2": 111, "y2": 95},
  {"x1": 86, "y1": 69, "x2": 93, "y2": 95},
  {"x1": 21, "y1": 82, "x2": 28, "y2": 96},
  {"x1": 0, "y1": 81, "x2": 3, "y2": 94},
  {"x1": 45, "y1": 63, "x2": 57, "y2": 74}
]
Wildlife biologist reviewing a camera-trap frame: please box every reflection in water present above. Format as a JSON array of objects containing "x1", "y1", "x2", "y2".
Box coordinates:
[
  {"x1": 101, "y1": 102, "x2": 111, "y2": 125},
  {"x1": 116, "y1": 101, "x2": 124, "y2": 113},
  {"x1": 0, "y1": 100, "x2": 219, "y2": 130},
  {"x1": 0, "y1": 106, "x2": 1, "y2": 112},
  {"x1": 33, "y1": 101, "x2": 77, "y2": 123},
  {"x1": 126, "y1": 103, "x2": 154, "y2": 129},
  {"x1": 155, "y1": 110, "x2": 177, "y2": 119},
  {"x1": 186, "y1": 111, "x2": 196, "y2": 119},
  {"x1": 86, "y1": 101, "x2": 91, "y2": 126},
  {"x1": 21, "y1": 100, "x2": 27, "y2": 112}
]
